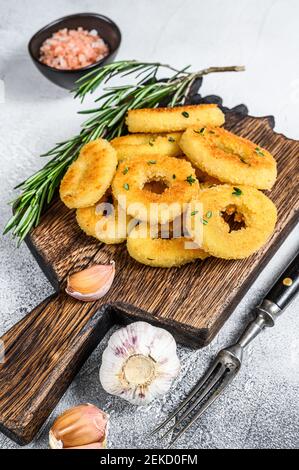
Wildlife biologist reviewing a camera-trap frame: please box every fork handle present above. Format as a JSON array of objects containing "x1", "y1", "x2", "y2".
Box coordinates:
[
  {"x1": 265, "y1": 252, "x2": 299, "y2": 311},
  {"x1": 237, "y1": 251, "x2": 299, "y2": 349}
]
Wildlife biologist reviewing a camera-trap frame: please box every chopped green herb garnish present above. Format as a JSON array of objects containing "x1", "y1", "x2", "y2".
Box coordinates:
[
  {"x1": 186, "y1": 175, "x2": 196, "y2": 185},
  {"x1": 239, "y1": 156, "x2": 249, "y2": 165},
  {"x1": 200, "y1": 217, "x2": 208, "y2": 225},
  {"x1": 191, "y1": 210, "x2": 199, "y2": 216},
  {"x1": 172, "y1": 174, "x2": 176, "y2": 179},
  {"x1": 182, "y1": 111, "x2": 189, "y2": 118},
  {"x1": 206, "y1": 211, "x2": 212, "y2": 219},
  {"x1": 255, "y1": 147, "x2": 265, "y2": 157},
  {"x1": 168, "y1": 137, "x2": 175, "y2": 142},
  {"x1": 148, "y1": 137, "x2": 156, "y2": 147},
  {"x1": 194, "y1": 127, "x2": 205, "y2": 134},
  {"x1": 147, "y1": 160, "x2": 156, "y2": 165},
  {"x1": 123, "y1": 183, "x2": 129, "y2": 191},
  {"x1": 232, "y1": 187, "x2": 242, "y2": 196},
  {"x1": 209, "y1": 130, "x2": 215, "y2": 134},
  {"x1": 123, "y1": 167, "x2": 129, "y2": 175}
]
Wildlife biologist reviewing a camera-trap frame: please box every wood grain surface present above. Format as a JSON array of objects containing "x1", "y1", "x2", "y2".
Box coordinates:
[{"x1": 0, "y1": 109, "x2": 298, "y2": 445}]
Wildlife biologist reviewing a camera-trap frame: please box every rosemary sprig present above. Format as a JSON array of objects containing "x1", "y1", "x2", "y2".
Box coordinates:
[{"x1": 4, "y1": 60, "x2": 244, "y2": 244}]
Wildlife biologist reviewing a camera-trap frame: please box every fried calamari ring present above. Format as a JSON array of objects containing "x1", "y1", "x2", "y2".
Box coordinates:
[
  {"x1": 127, "y1": 223, "x2": 208, "y2": 268},
  {"x1": 126, "y1": 104, "x2": 225, "y2": 133},
  {"x1": 111, "y1": 132, "x2": 182, "y2": 160},
  {"x1": 112, "y1": 154, "x2": 199, "y2": 224},
  {"x1": 60, "y1": 139, "x2": 117, "y2": 208},
  {"x1": 186, "y1": 185, "x2": 277, "y2": 259},
  {"x1": 76, "y1": 192, "x2": 129, "y2": 244},
  {"x1": 180, "y1": 126, "x2": 277, "y2": 190}
]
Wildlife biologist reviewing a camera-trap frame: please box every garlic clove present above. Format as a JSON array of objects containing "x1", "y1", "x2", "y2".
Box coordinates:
[
  {"x1": 99, "y1": 321, "x2": 180, "y2": 405},
  {"x1": 65, "y1": 442, "x2": 107, "y2": 449},
  {"x1": 66, "y1": 262, "x2": 115, "y2": 302},
  {"x1": 49, "y1": 404, "x2": 109, "y2": 449}
]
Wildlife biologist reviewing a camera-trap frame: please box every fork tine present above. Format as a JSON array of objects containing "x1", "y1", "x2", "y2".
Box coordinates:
[
  {"x1": 168, "y1": 372, "x2": 235, "y2": 448},
  {"x1": 149, "y1": 359, "x2": 222, "y2": 437},
  {"x1": 160, "y1": 362, "x2": 227, "y2": 440}
]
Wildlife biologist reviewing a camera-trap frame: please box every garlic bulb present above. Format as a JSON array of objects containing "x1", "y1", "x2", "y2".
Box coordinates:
[
  {"x1": 49, "y1": 404, "x2": 109, "y2": 449},
  {"x1": 99, "y1": 322, "x2": 180, "y2": 405},
  {"x1": 66, "y1": 262, "x2": 115, "y2": 302}
]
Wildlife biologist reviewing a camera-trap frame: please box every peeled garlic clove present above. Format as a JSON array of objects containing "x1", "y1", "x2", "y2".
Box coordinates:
[
  {"x1": 99, "y1": 321, "x2": 180, "y2": 405},
  {"x1": 66, "y1": 262, "x2": 115, "y2": 302},
  {"x1": 49, "y1": 404, "x2": 109, "y2": 449},
  {"x1": 66, "y1": 442, "x2": 106, "y2": 449}
]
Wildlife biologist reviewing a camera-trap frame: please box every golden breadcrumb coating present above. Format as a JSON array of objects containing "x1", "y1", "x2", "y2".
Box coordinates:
[
  {"x1": 76, "y1": 192, "x2": 129, "y2": 244},
  {"x1": 60, "y1": 139, "x2": 117, "y2": 208},
  {"x1": 111, "y1": 132, "x2": 182, "y2": 160},
  {"x1": 127, "y1": 223, "x2": 208, "y2": 268},
  {"x1": 186, "y1": 184, "x2": 277, "y2": 259},
  {"x1": 112, "y1": 154, "x2": 199, "y2": 225},
  {"x1": 180, "y1": 126, "x2": 277, "y2": 190},
  {"x1": 126, "y1": 104, "x2": 225, "y2": 133}
]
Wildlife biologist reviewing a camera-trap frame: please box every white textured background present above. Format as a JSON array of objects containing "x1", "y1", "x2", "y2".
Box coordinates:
[{"x1": 0, "y1": 0, "x2": 298, "y2": 449}]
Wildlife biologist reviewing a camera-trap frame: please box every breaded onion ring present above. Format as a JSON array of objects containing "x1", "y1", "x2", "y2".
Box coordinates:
[
  {"x1": 76, "y1": 192, "x2": 129, "y2": 244},
  {"x1": 111, "y1": 132, "x2": 182, "y2": 160},
  {"x1": 112, "y1": 155, "x2": 199, "y2": 224},
  {"x1": 186, "y1": 184, "x2": 277, "y2": 259},
  {"x1": 126, "y1": 104, "x2": 225, "y2": 133},
  {"x1": 60, "y1": 139, "x2": 117, "y2": 208},
  {"x1": 180, "y1": 126, "x2": 277, "y2": 190},
  {"x1": 127, "y1": 223, "x2": 208, "y2": 268}
]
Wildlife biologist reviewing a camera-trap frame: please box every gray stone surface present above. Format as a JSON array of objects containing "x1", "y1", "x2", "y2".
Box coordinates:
[{"x1": 0, "y1": 0, "x2": 298, "y2": 449}]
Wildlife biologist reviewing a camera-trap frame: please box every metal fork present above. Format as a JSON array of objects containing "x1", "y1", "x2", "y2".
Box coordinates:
[{"x1": 151, "y1": 251, "x2": 299, "y2": 447}]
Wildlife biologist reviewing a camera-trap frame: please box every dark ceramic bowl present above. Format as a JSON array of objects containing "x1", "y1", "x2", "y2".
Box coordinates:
[{"x1": 28, "y1": 13, "x2": 121, "y2": 90}]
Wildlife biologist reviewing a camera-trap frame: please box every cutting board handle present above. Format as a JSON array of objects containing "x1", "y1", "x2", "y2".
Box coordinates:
[{"x1": 0, "y1": 292, "x2": 113, "y2": 445}]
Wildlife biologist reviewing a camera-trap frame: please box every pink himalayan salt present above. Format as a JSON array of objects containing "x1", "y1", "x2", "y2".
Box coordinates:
[{"x1": 39, "y1": 27, "x2": 109, "y2": 70}]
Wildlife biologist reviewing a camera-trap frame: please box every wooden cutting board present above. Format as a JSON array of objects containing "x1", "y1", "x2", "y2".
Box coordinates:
[{"x1": 0, "y1": 103, "x2": 298, "y2": 446}]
